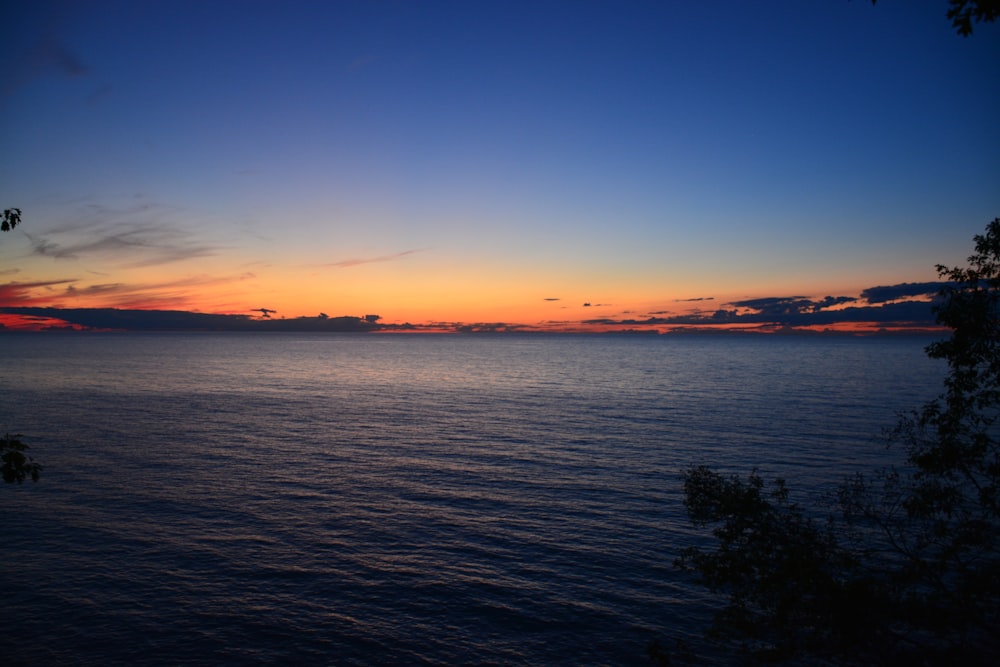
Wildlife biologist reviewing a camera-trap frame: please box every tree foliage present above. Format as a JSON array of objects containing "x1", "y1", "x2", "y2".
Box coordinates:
[
  {"x1": 869, "y1": 0, "x2": 999, "y2": 36},
  {"x1": 1, "y1": 433, "x2": 42, "y2": 484},
  {"x1": 677, "y1": 219, "x2": 1000, "y2": 664},
  {"x1": 844, "y1": 218, "x2": 1000, "y2": 654},
  {"x1": 944, "y1": 0, "x2": 999, "y2": 35},
  {"x1": 1, "y1": 207, "x2": 21, "y2": 232},
  {"x1": 676, "y1": 468, "x2": 882, "y2": 662}
]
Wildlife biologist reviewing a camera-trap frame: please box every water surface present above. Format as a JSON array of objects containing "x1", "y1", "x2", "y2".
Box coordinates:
[{"x1": 0, "y1": 333, "x2": 945, "y2": 665}]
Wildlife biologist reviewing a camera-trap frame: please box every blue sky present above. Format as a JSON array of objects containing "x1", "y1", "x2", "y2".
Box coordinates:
[{"x1": 1, "y1": 1, "x2": 998, "y2": 330}]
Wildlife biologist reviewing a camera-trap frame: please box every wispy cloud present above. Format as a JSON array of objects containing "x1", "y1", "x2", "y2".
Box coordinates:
[
  {"x1": 70, "y1": 274, "x2": 253, "y2": 310},
  {"x1": 27, "y1": 201, "x2": 221, "y2": 268},
  {"x1": 2, "y1": 34, "x2": 88, "y2": 100},
  {"x1": 86, "y1": 83, "x2": 113, "y2": 106},
  {"x1": 0, "y1": 279, "x2": 78, "y2": 305},
  {"x1": 323, "y1": 248, "x2": 427, "y2": 268},
  {"x1": 0, "y1": 273, "x2": 253, "y2": 311},
  {"x1": 47, "y1": 43, "x2": 87, "y2": 77},
  {"x1": 347, "y1": 55, "x2": 376, "y2": 72},
  {"x1": 28, "y1": 226, "x2": 218, "y2": 267}
]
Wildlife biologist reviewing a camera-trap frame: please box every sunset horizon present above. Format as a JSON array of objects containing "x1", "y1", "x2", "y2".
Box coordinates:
[{"x1": 2, "y1": 2, "x2": 997, "y2": 333}]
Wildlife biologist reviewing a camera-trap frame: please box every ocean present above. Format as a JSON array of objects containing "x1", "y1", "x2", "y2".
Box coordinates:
[{"x1": 0, "y1": 332, "x2": 945, "y2": 665}]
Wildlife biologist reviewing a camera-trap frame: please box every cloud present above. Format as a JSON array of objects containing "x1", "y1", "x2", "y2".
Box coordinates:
[
  {"x1": 726, "y1": 295, "x2": 858, "y2": 317},
  {"x1": 323, "y1": 248, "x2": 427, "y2": 268},
  {"x1": 582, "y1": 282, "x2": 948, "y2": 331},
  {"x1": 0, "y1": 279, "x2": 78, "y2": 305},
  {"x1": 26, "y1": 201, "x2": 221, "y2": 267},
  {"x1": 454, "y1": 322, "x2": 528, "y2": 333},
  {"x1": 702, "y1": 300, "x2": 935, "y2": 327},
  {"x1": 0, "y1": 273, "x2": 254, "y2": 311},
  {"x1": 675, "y1": 296, "x2": 715, "y2": 302},
  {"x1": 860, "y1": 282, "x2": 948, "y2": 303},
  {"x1": 729, "y1": 295, "x2": 813, "y2": 312},
  {"x1": 0, "y1": 307, "x2": 380, "y2": 332},
  {"x1": 544, "y1": 297, "x2": 561, "y2": 302},
  {"x1": 28, "y1": 226, "x2": 218, "y2": 267},
  {"x1": 348, "y1": 55, "x2": 376, "y2": 72},
  {"x1": 86, "y1": 83, "x2": 113, "y2": 106},
  {"x1": 815, "y1": 295, "x2": 857, "y2": 309},
  {"x1": 2, "y1": 35, "x2": 89, "y2": 99}
]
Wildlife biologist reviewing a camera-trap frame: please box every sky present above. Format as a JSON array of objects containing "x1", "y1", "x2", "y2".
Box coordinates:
[{"x1": 1, "y1": 0, "x2": 998, "y2": 332}]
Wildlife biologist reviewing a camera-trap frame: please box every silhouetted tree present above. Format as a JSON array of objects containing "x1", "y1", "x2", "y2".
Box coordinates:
[
  {"x1": 841, "y1": 217, "x2": 1000, "y2": 657},
  {"x1": 676, "y1": 218, "x2": 1000, "y2": 664}
]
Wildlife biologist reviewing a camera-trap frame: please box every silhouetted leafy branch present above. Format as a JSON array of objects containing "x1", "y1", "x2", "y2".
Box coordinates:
[
  {"x1": 868, "y1": 0, "x2": 999, "y2": 36},
  {"x1": 1, "y1": 207, "x2": 21, "y2": 232},
  {"x1": 943, "y1": 0, "x2": 999, "y2": 35}
]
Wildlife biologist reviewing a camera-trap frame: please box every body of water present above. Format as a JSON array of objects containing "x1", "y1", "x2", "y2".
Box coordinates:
[{"x1": 0, "y1": 333, "x2": 945, "y2": 665}]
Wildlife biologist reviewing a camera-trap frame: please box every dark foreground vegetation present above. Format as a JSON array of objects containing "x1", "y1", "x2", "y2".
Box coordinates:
[
  {"x1": 667, "y1": 219, "x2": 1000, "y2": 665},
  {"x1": 1, "y1": 433, "x2": 41, "y2": 483}
]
